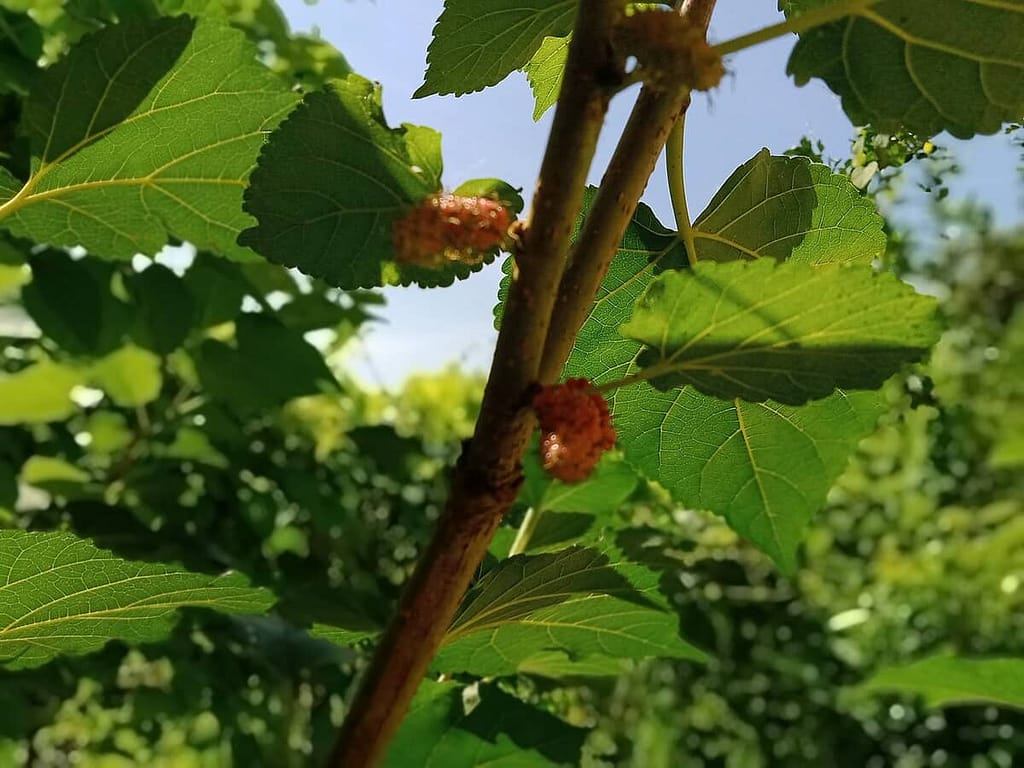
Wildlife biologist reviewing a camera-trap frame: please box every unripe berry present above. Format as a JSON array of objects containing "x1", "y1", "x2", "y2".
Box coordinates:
[
  {"x1": 532, "y1": 378, "x2": 616, "y2": 483},
  {"x1": 392, "y1": 193, "x2": 511, "y2": 269}
]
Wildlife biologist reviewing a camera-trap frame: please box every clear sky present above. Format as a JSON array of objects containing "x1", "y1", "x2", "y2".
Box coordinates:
[{"x1": 279, "y1": 1, "x2": 1022, "y2": 387}]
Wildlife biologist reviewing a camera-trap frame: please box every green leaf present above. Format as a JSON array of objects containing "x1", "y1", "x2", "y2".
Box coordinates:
[
  {"x1": 308, "y1": 623, "x2": 377, "y2": 647},
  {"x1": 858, "y1": 655, "x2": 1024, "y2": 710},
  {"x1": 452, "y1": 178, "x2": 525, "y2": 215},
  {"x1": 560, "y1": 156, "x2": 897, "y2": 569},
  {"x1": 521, "y1": 446, "x2": 639, "y2": 516},
  {"x1": 0, "y1": 168, "x2": 20, "y2": 204},
  {"x1": 621, "y1": 260, "x2": 939, "y2": 404},
  {"x1": 241, "y1": 75, "x2": 479, "y2": 289},
  {"x1": 275, "y1": 293, "x2": 374, "y2": 333},
  {"x1": 611, "y1": 383, "x2": 886, "y2": 570},
  {"x1": 0, "y1": 9, "x2": 42, "y2": 96},
  {"x1": 689, "y1": 148, "x2": 886, "y2": 265},
  {"x1": 435, "y1": 546, "x2": 705, "y2": 677},
  {"x1": 89, "y1": 344, "x2": 163, "y2": 407},
  {"x1": 785, "y1": 0, "x2": 1024, "y2": 138},
  {"x1": 156, "y1": 427, "x2": 228, "y2": 468},
  {"x1": 416, "y1": 0, "x2": 577, "y2": 98},
  {"x1": 492, "y1": 448, "x2": 640, "y2": 557},
  {"x1": 0, "y1": 16, "x2": 298, "y2": 259},
  {"x1": 182, "y1": 253, "x2": 247, "y2": 328},
  {"x1": 21, "y1": 253, "x2": 130, "y2": 356},
  {"x1": 0, "y1": 530, "x2": 274, "y2": 669},
  {"x1": 0, "y1": 361, "x2": 85, "y2": 425},
  {"x1": 20, "y1": 455, "x2": 90, "y2": 490},
  {"x1": 386, "y1": 680, "x2": 587, "y2": 767},
  {"x1": 524, "y1": 34, "x2": 569, "y2": 120},
  {"x1": 194, "y1": 313, "x2": 339, "y2": 414},
  {"x1": 125, "y1": 264, "x2": 195, "y2": 355},
  {"x1": 516, "y1": 650, "x2": 630, "y2": 679}
]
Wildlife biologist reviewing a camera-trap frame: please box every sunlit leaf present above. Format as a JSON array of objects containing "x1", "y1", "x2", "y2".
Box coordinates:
[
  {"x1": 558, "y1": 154, "x2": 899, "y2": 569},
  {"x1": 89, "y1": 344, "x2": 163, "y2": 407},
  {"x1": 416, "y1": 0, "x2": 576, "y2": 97},
  {"x1": 621, "y1": 260, "x2": 938, "y2": 404},
  {"x1": 524, "y1": 34, "x2": 569, "y2": 120},
  {"x1": 0, "y1": 530, "x2": 274, "y2": 669},
  {"x1": 309, "y1": 624, "x2": 376, "y2": 648},
  {"x1": 689, "y1": 148, "x2": 886, "y2": 265},
  {"x1": 859, "y1": 655, "x2": 1024, "y2": 710},
  {"x1": 0, "y1": 361, "x2": 84, "y2": 426},
  {"x1": 784, "y1": 0, "x2": 1024, "y2": 138},
  {"x1": 241, "y1": 75, "x2": 484, "y2": 289},
  {"x1": 0, "y1": 17, "x2": 298, "y2": 259},
  {"x1": 435, "y1": 546, "x2": 705, "y2": 677}
]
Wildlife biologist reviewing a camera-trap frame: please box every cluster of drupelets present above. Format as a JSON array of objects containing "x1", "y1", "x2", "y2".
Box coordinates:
[{"x1": 393, "y1": 195, "x2": 616, "y2": 482}]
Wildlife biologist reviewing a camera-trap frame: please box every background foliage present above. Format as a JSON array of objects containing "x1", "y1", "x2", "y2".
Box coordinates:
[{"x1": 0, "y1": 1, "x2": 1020, "y2": 766}]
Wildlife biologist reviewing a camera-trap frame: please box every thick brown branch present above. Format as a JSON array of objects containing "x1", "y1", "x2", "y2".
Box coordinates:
[
  {"x1": 539, "y1": 0, "x2": 718, "y2": 381},
  {"x1": 328, "y1": 3, "x2": 623, "y2": 766},
  {"x1": 681, "y1": 0, "x2": 718, "y2": 34},
  {"x1": 539, "y1": 84, "x2": 691, "y2": 381}
]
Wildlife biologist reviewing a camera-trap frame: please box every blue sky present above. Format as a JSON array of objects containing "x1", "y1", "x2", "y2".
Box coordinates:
[{"x1": 279, "y1": 1, "x2": 1022, "y2": 387}]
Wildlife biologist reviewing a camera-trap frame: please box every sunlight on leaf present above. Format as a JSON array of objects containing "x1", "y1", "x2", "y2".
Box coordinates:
[
  {"x1": 435, "y1": 546, "x2": 705, "y2": 677},
  {"x1": 417, "y1": 0, "x2": 577, "y2": 97},
  {"x1": 0, "y1": 530, "x2": 274, "y2": 670},
  {"x1": 0, "y1": 17, "x2": 298, "y2": 259},
  {"x1": 785, "y1": 0, "x2": 1024, "y2": 138},
  {"x1": 858, "y1": 655, "x2": 1024, "y2": 710}
]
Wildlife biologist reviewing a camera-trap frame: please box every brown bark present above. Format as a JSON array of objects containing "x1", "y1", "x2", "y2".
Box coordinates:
[
  {"x1": 328, "y1": 3, "x2": 624, "y2": 765},
  {"x1": 329, "y1": 2, "x2": 719, "y2": 764}
]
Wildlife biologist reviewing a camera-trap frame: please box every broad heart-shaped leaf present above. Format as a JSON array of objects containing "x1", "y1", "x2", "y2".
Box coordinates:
[
  {"x1": 559, "y1": 154, "x2": 894, "y2": 570},
  {"x1": 386, "y1": 680, "x2": 587, "y2": 768},
  {"x1": 0, "y1": 530, "x2": 273, "y2": 670},
  {"x1": 434, "y1": 546, "x2": 706, "y2": 677},
  {"x1": 858, "y1": 655, "x2": 1024, "y2": 710},
  {"x1": 610, "y1": 384, "x2": 886, "y2": 571},
  {"x1": 416, "y1": 0, "x2": 577, "y2": 98},
  {"x1": 784, "y1": 0, "x2": 1024, "y2": 138},
  {"x1": 241, "y1": 76, "x2": 483, "y2": 289},
  {"x1": 621, "y1": 260, "x2": 939, "y2": 404},
  {"x1": 524, "y1": 35, "x2": 569, "y2": 120},
  {"x1": 0, "y1": 17, "x2": 298, "y2": 260}
]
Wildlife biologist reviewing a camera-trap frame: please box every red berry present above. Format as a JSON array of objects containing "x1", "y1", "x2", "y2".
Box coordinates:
[
  {"x1": 532, "y1": 378, "x2": 616, "y2": 483},
  {"x1": 392, "y1": 193, "x2": 511, "y2": 269}
]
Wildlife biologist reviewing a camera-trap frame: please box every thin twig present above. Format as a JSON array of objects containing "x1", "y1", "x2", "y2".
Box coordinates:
[
  {"x1": 666, "y1": 110, "x2": 699, "y2": 267},
  {"x1": 713, "y1": 0, "x2": 877, "y2": 57},
  {"x1": 508, "y1": 507, "x2": 544, "y2": 557}
]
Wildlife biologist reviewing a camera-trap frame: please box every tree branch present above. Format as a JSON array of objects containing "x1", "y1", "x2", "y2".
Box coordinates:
[
  {"x1": 681, "y1": 0, "x2": 718, "y2": 34},
  {"x1": 328, "y1": 3, "x2": 624, "y2": 766},
  {"x1": 539, "y1": 0, "x2": 718, "y2": 381},
  {"x1": 539, "y1": 85, "x2": 692, "y2": 381}
]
